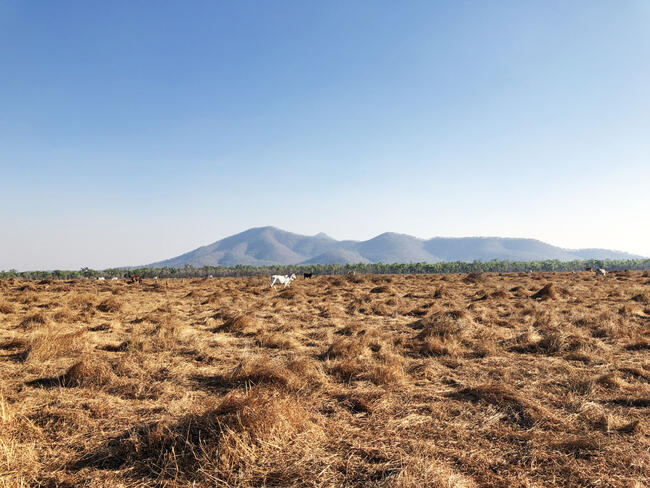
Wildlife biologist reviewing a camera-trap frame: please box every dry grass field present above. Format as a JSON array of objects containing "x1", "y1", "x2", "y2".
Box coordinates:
[{"x1": 0, "y1": 271, "x2": 648, "y2": 487}]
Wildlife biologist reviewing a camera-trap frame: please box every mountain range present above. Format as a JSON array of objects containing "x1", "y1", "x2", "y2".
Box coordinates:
[{"x1": 146, "y1": 227, "x2": 645, "y2": 267}]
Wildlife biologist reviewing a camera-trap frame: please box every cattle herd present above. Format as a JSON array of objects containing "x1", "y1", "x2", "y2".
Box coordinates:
[
  {"x1": 269, "y1": 272, "x2": 316, "y2": 288},
  {"x1": 96, "y1": 269, "x2": 614, "y2": 286}
]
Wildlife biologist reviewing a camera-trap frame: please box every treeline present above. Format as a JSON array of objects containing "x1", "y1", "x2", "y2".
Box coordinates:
[{"x1": 2, "y1": 258, "x2": 650, "y2": 280}]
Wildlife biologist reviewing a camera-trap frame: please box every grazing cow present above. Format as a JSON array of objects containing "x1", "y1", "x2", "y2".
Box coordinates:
[
  {"x1": 111, "y1": 277, "x2": 119, "y2": 281},
  {"x1": 128, "y1": 275, "x2": 143, "y2": 284},
  {"x1": 585, "y1": 267, "x2": 593, "y2": 272},
  {"x1": 97, "y1": 277, "x2": 105, "y2": 281},
  {"x1": 303, "y1": 272, "x2": 313, "y2": 279},
  {"x1": 595, "y1": 268, "x2": 607, "y2": 277},
  {"x1": 270, "y1": 274, "x2": 296, "y2": 289}
]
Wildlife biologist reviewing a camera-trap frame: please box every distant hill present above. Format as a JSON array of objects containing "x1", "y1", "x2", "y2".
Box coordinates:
[{"x1": 146, "y1": 226, "x2": 645, "y2": 267}]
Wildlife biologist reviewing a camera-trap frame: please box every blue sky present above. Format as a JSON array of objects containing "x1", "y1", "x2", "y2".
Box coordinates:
[{"x1": 1, "y1": 1, "x2": 649, "y2": 270}]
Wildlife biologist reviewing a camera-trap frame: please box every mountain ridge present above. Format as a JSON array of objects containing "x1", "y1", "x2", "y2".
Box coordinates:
[{"x1": 145, "y1": 226, "x2": 645, "y2": 267}]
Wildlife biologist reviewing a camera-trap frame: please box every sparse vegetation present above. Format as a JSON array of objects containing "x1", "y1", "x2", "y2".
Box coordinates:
[{"x1": 0, "y1": 272, "x2": 648, "y2": 486}]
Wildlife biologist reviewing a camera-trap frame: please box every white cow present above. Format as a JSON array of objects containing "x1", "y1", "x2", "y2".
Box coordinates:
[
  {"x1": 111, "y1": 277, "x2": 119, "y2": 281},
  {"x1": 97, "y1": 277, "x2": 105, "y2": 281},
  {"x1": 595, "y1": 268, "x2": 607, "y2": 277},
  {"x1": 270, "y1": 274, "x2": 296, "y2": 289}
]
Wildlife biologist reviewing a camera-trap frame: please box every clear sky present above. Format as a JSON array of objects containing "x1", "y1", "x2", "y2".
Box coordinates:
[{"x1": 1, "y1": 1, "x2": 649, "y2": 270}]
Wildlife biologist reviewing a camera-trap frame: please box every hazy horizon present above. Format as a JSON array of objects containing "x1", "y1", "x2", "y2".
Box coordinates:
[{"x1": 2, "y1": 1, "x2": 649, "y2": 270}]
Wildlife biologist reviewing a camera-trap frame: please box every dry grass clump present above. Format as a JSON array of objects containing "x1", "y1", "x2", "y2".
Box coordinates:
[
  {"x1": 630, "y1": 291, "x2": 649, "y2": 303},
  {"x1": 328, "y1": 353, "x2": 406, "y2": 385},
  {"x1": 462, "y1": 271, "x2": 485, "y2": 284},
  {"x1": 325, "y1": 333, "x2": 377, "y2": 359},
  {"x1": 0, "y1": 406, "x2": 41, "y2": 485},
  {"x1": 127, "y1": 317, "x2": 187, "y2": 352},
  {"x1": 576, "y1": 401, "x2": 616, "y2": 431},
  {"x1": 514, "y1": 328, "x2": 543, "y2": 348},
  {"x1": 385, "y1": 456, "x2": 476, "y2": 488},
  {"x1": 419, "y1": 335, "x2": 465, "y2": 357},
  {"x1": 276, "y1": 288, "x2": 305, "y2": 300},
  {"x1": 550, "y1": 435, "x2": 600, "y2": 458},
  {"x1": 432, "y1": 286, "x2": 448, "y2": 299},
  {"x1": 364, "y1": 353, "x2": 406, "y2": 385},
  {"x1": 16, "y1": 292, "x2": 39, "y2": 304},
  {"x1": 370, "y1": 274, "x2": 393, "y2": 284},
  {"x1": 346, "y1": 273, "x2": 365, "y2": 284},
  {"x1": 59, "y1": 357, "x2": 116, "y2": 387},
  {"x1": 531, "y1": 283, "x2": 558, "y2": 300},
  {"x1": 202, "y1": 291, "x2": 221, "y2": 305},
  {"x1": 72, "y1": 387, "x2": 327, "y2": 486},
  {"x1": 417, "y1": 310, "x2": 472, "y2": 340},
  {"x1": 369, "y1": 299, "x2": 400, "y2": 317},
  {"x1": 68, "y1": 293, "x2": 97, "y2": 310},
  {"x1": 595, "y1": 372, "x2": 631, "y2": 390},
  {"x1": 509, "y1": 285, "x2": 529, "y2": 297},
  {"x1": 285, "y1": 357, "x2": 328, "y2": 386},
  {"x1": 97, "y1": 297, "x2": 122, "y2": 313},
  {"x1": 18, "y1": 311, "x2": 49, "y2": 328},
  {"x1": 138, "y1": 303, "x2": 176, "y2": 325},
  {"x1": 616, "y1": 419, "x2": 644, "y2": 434},
  {"x1": 450, "y1": 383, "x2": 555, "y2": 428},
  {"x1": 328, "y1": 277, "x2": 344, "y2": 287},
  {"x1": 215, "y1": 312, "x2": 259, "y2": 335},
  {"x1": 325, "y1": 331, "x2": 405, "y2": 385},
  {"x1": 415, "y1": 309, "x2": 483, "y2": 357},
  {"x1": 325, "y1": 337, "x2": 365, "y2": 360},
  {"x1": 225, "y1": 355, "x2": 329, "y2": 391},
  {"x1": 0, "y1": 300, "x2": 15, "y2": 314},
  {"x1": 344, "y1": 293, "x2": 373, "y2": 315},
  {"x1": 256, "y1": 332, "x2": 301, "y2": 350},
  {"x1": 0, "y1": 336, "x2": 28, "y2": 351},
  {"x1": 370, "y1": 285, "x2": 394, "y2": 294},
  {"x1": 226, "y1": 356, "x2": 307, "y2": 390},
  {"x1": 17, "y1": 284, "x2": 37, "y2": 292},
  {"x1": 206, "y1": 388, "x2": 327, "y2": 484},
  {"x1": 511, "y1": 324, "x2": 603, "y2": 362},
  {"x1": 151, "y1": 318, "x2": 187, "y2": 349},
  {"x1": 624, "y1": 337, "x2": 650, "y2": 351},
  {"x1": 489, "y1": 289, "x2": 509, "y2": 299},
  {"x1": 52, "y1": 307, "x2": 75, "y2": 322},
  {"x1": 22, "y1": 325, "x2": 86, "y2": 363}
]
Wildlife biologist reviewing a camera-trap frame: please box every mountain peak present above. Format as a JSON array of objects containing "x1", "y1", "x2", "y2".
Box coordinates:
[
  {"x1": 244, "y1": 226, "x2": 282, "y2": 233},
  {"x1": 144, "y1": 227, "x2": 645, "y2": 268}
]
